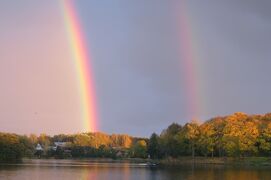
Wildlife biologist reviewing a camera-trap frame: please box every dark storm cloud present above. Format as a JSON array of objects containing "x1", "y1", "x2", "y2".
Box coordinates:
[
  {"x1": 80, "y1": 0, "x2": 271, "y2": 136},
  {"x1": 0, "y1": 0, "x2": 271, "y2": 136},
  {"x1": 81, "y1": 1, "x2": 187, "y2": 136},
  {"x1": 188, "y1": 0, "x2": 271, "y2": 118}
]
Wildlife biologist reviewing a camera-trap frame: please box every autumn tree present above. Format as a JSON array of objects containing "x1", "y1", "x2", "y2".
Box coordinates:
[
  {"x1": 73, "y1": 134, "x2": 92, "y2": 147},
  {"x1": 177, "y1": 122, "x2": 200, "y2": 158}
]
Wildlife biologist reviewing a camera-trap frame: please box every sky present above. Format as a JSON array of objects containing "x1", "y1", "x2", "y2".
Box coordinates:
[{"x1": 0, "y1": 0, "x2": 271, "y2": 137}]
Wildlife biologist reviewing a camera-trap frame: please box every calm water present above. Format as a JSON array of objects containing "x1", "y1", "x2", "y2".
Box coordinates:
[{"x1": 0, "y1": 159, "x2": 271, "y2": 180}]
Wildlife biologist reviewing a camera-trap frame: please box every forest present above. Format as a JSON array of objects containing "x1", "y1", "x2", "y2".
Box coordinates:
[{"x1": 1, "y1": 112, "x2": 271, "y2": 162}]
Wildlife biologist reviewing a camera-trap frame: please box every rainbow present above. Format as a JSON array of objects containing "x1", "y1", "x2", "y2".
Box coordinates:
[
  {"x1": 61, "y1": 0, "x2": 98, "y2": 132},
  {"x1": 178, "y1": 2, "x2": 205, "y2": 121}
]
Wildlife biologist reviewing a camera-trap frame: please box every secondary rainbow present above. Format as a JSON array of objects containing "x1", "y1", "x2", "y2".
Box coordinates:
[
  {"x1": 178, "y1": 2, "x2": 205, "y2": 121},
  {"x1": 61, "y1": 0, "x2": 98, "y2": 132}
]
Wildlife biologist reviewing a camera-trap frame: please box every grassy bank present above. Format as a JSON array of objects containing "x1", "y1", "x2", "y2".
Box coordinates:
[
  {"x1": 21, "y1": 157, "x2": 149, "y2": 164},
  {"x1": 4, "y1": 157, "x2": 271, "y2": 167},
  {"x1": 156, "y1": 157, "x2": 271, "y2": 166}
]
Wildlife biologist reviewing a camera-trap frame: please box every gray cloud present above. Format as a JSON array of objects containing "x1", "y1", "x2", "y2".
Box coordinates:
[{"x1": 0, "y1": 0, "x2": 271, "y2": 137}]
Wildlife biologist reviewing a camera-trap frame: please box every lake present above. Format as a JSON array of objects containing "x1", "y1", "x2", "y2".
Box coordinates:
[{"x1": 0, "y1": 159, "x2": 271, "y2": 180}]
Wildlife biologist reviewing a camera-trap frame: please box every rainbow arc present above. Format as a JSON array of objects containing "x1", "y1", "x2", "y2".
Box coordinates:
[{"x1": 61, "y1": 0, "x2": 98, "y2": 132}]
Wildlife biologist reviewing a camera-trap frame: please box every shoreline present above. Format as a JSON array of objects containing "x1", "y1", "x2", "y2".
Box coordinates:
[
  {"x1": 25, "y1": 157, "x2": 271, "y2": 167},
  {"x1": 155, "y1": 157, "x2": 271, "y2": 167},
  {"x1": 2, "y1": 157, "x2": 271, "y2": 167}
]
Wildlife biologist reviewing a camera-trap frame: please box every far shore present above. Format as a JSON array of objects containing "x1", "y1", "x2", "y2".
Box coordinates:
[
  {"x1": 155, "y1": 157, "x2": 271, "y2": 167},
  {"x1": 9, "y1": 157, "x2": 271, "y2": 167}
]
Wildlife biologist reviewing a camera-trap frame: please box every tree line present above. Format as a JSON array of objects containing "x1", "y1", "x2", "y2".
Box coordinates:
[
  {"x1": 148, "y1": 112, "x2": 271, "y2": 159},
  {"x1": 0, "y1": 132, "x2": 147, "y2": 162},
  {"x1": 1, "y1": 112, "x2": 271, "y2": 162}
]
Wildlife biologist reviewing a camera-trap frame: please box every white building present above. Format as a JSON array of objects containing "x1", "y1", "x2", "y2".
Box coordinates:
[
  {"x1": 52, "y1": 142, "x2": 67, "y2": 151},
  {"x1": 35, "y1": 143, "x2": 43, "y2": 151}
]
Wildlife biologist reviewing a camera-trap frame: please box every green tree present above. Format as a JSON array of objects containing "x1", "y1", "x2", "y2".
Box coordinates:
[
  {"x1": 0, "y1": 133, "x2": 23, "y2": 162},
  {"x1": 19, "y1": 135, "x2": 34, "y2": 157},
  {"x1": 160, "y1": 123, "x2": 182, "y2": 157},
  {"x1": 147, "y1": 133, "x2": 160, "y2": 159},
  {"x1": 257, "y1": 122, "x2": 271, "y2": 155},
  {"x1": 131, "y1": 140, "x2": 147, "y2": 158}
]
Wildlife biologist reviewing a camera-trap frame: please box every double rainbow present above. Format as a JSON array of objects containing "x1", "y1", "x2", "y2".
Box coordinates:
[
  {"x1": 60, "y1": 0, "x2": 204, "y2": 131},
  {"x1": 61, "y1": 0, "x2": 98, "y2": 132}
]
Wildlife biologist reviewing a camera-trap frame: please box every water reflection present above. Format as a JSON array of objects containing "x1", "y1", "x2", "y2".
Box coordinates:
[
  {"x1": 158, "y1": 165, "x2": 271, "y2": 180},
  {"x1": 0, "y1": 160, "x2": 271, "y2": 180},
  {"x1": 79, "y1": 162, "x2": 132, "y2": 180}
]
